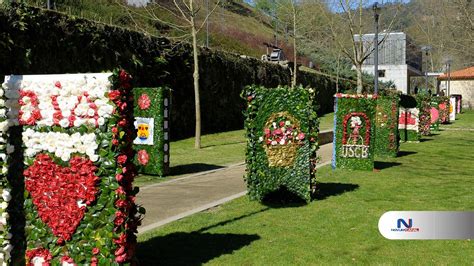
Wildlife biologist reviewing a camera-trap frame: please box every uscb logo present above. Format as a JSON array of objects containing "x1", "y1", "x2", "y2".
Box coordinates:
[{"x1": 137, "y1": 123, "x2": 149, "y2": 140}]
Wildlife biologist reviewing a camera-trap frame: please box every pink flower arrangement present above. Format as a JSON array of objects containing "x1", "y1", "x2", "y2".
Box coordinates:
[
  {"x1": 261, "y1": 119, "x2": 305, "y2": 146},
  {"x1": 138, "y1": 93, "x2": 151, "y2": 110},
  {"x1": 137, "y1": 149, "x2": 149, "y2": 165}
]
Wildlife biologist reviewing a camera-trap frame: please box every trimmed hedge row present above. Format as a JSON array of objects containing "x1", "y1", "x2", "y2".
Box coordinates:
[
  {"x1": 0, "y1": 4, "x2": 347, "y2": 140},
  {"x1": 242, "y1": 86, "x2": 318, "y2": 202}
]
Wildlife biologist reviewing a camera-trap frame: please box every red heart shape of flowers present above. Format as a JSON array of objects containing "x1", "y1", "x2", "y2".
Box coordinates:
[{"x1": 24, "y1": 153, "x2": 99, "y2": 244}]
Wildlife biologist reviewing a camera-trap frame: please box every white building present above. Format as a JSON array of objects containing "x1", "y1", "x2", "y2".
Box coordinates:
[
  {"x1": 354, "y1": 32, "x2": 423, "y2": 94},
  {"x1": 126, "y1": 0, "x2": 150, "y2": 7},
  {"x1": 438, "y1": 66, "x2": 474, "y2": 109}
]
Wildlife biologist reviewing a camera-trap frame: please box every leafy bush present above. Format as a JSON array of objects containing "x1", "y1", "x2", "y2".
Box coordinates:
[{"x1": 242, "y1": 86, "x2": 318, "y2": 202}]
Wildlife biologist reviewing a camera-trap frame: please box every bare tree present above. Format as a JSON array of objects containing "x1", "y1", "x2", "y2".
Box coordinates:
[
  {"x1": 119, "y1": 0, "x2": 220, "y2": 149},
  {"x1": 318, "y1": 0, "x2": 402, "y2": 93}
]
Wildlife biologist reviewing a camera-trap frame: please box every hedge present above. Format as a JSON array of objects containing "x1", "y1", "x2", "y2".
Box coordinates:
[
  {"x1": 133, "y1": 88, "x2": 170, "y2": 176},
  {"x1": 332, "y1": 94, "x2": 377, "y2": 171},
  {"x1": 374, "y1": 91, "x2": 400, "y2": 157},
  {"x1": 1, "y1": 70, "x2": 142, "y2": 265},
  {"x1": 0, "y1": 4, "x2": 348, "y2": 140},
  {"x1": 242, "y1": 86, "x2": 318, "y2": 202}
]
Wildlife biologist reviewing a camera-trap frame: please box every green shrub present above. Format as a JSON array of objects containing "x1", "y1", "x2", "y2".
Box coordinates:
[
  {"x1": 242, "y1": 86, "x2": 318, "y2": 202},
  {"x1": 133, "y1": 88, "x2": 170, "y2": 176},
  {"x1": 416, "y1": 94, "x2": 432, "y2": 136},
  {"x1": 332, "y1": 94, "x2": 377, "y2": 171}
]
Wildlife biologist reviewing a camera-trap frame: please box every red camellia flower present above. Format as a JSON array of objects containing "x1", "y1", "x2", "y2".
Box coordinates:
[
  {"x1": 117, "y1": 154, "x2": 128, "y2": 165},
  {"x1": 91, "y1": 257, "x2": 98, "y2": 266},
  {"x1": 92, "y1": 248, "x2": 100, "y2": 255},
  {"x1": 138, "y1": 93, "x2": 151, "y2": 110},
  {"x1": 137, "y1": 149, "x2": 149, "y2": 166},
  {"x1": 55, "y1": 81, "x2": 62, "y2": 88},
  {"x1": 61, "y1": 256, "x2": 75, "y2": 265},
  {"x1": 26, "y1": 248, "x2": 52, "y2": 266},
  {"x1": 114, "y1": 211, "x2": 127, "y2": 226},
  {"x1": 108, "y1": 90, "x2": 121, "y2": 101}
]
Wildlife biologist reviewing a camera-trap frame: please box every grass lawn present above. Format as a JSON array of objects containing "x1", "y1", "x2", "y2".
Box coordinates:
[
  {"x1": 135, "y1": 130, "x2": 246, "y2": 186},
  {"x1": 137, "y1": 111, "x2": 474, "y2": 264},
  {"x1": 441, "y1": 110, "x2": 474, "y2": 129},
  {"x1": 136, "y1": 113, "x2": 335, "y2": 186},
  {"x1": 318, "y1": 112, "x2": 334, "y2": 131}
]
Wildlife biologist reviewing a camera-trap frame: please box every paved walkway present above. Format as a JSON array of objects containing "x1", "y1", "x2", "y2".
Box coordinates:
[{"x1": 137, "y1": 142, "x2": 333, "y2": 234}]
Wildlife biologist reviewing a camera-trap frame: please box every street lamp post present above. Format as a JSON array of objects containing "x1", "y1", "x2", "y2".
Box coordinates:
[
  {"x1": 373, "y1": 2, "x2": 380, "y2": 95},
  {"x1": 421, "y1": 45, "x2": 432, "y2": 94}
]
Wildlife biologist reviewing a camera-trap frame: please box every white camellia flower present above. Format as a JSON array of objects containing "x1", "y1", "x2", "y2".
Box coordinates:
[
  {"x1": 1, "y1": 167, "x2": 7, "y2": 175},
  {"x1": 2, "y1": 189, "x2": 11, "y2": 202},
  {"x1": 31, "y1": 256, "x2": 45, "y2": 266},
  {"x1": 1, "y1": 212, "x2": 9, "y2": 219},
  {"x1": 62, "y1": 261, "x2": 75, "y2": 266},
  {"x1": 0, "y1": 121, "x2": 9, "y2": 132},
  {"x1": 59, "y1": 119, "x2": 69, "y2": 128},
  {"x1": 0, "y1": 217, "x2": 6, "y2": 225},
  {"x1": 6, "y1": 144, "x2": 14, "y2": 154}
]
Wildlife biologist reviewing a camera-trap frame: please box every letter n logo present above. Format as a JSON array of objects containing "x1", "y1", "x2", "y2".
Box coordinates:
[{"x1": 397, "y1": 218, "x2": 412, "y2": 229}]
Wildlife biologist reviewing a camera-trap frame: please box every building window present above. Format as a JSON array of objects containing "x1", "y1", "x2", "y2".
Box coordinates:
[{"x1": 378, "y1": 70, "x2": 386, "y2": 78}]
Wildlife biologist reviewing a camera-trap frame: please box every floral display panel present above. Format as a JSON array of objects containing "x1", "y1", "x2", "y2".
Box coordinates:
[
  {"x1": 2, "y1": 71, "x2": 142, "y2": 265},
  {"x1": 332, "y1": 94, "x2": 377, "y2": 171},
  {"x1": 438, "y1": 96, "x2": 450, "y2": 124},
  {"x1": 374, "y1": 93, "x2": 400, "y2": 158},
  {"x1": 133, "y1": 87, "x2": 170, "y2": 176},
  {"x1": 399, "y1": 94, "x2": 420, "y2": 142},
  {"x1": 449, "y1": 96, "x2": 456, "y2": 121},
  {"x1": 243, "y1": 86, "x2": 318, "y2": 202},
  {"x1": 430, "y1": 97, "x2": 441, "y2": 132},
  {"x1": 416, "y1": 94, "x2": 431, "y2": 136}
]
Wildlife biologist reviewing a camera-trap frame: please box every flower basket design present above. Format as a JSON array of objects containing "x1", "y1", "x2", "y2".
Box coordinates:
[
  {"x1": 243, "y1": 86, "x2": 318, "y2": 203},
  {"x1": 262, "y1": 112, "x2": 304, "y2": 167}
]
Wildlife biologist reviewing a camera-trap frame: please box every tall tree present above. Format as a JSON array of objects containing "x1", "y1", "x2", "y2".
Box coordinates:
[{"x1": 120, "y1": 0, "x2": 221, "y2": 149}]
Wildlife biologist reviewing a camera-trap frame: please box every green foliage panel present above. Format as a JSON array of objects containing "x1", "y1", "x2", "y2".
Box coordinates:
[
  {"x1": 416, "y1": 94, "x2": 432, "y2": 136},
  {"x1": 332, "y1": 95, "x2": 376, "y2": 171},
  {"x1": 243, "y1": 86, "x2": 318, "y2": 202},
  {"x1": 133, "y1": 88, "x2": 170, "y2": 176},
  {"x1": 375, "y1": 93, "x2": 400, "y2": 157}
]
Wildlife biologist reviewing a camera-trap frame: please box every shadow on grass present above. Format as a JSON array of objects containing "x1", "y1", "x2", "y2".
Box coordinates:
[
  {"x1": 261, "y1": 187, "x2": 308, "y2": 207},
  {"x1": 374, "y1": 161, "x2": 402, "y2": 170},
  {"x1": 137, "y1": 232, "x2": 260, "y2": 265},
  {"x1": 314, "y1": 182, "x2": 359, "y2": 200},
  {"x1": 170, "y1": 163, "x2": 224, "y2": 175},
  {"x1": 397, "y1": 151, "x2": 417, "y2": 157},
  {"x1": 419, "y1": 138, "x2": 435, "y2": 142},
  {"x1": 202, "y1": 141, "x2": 245, "y2": 149},
  {"x1": 196, "y1": 208, "x2": 270, "y2": 233}
]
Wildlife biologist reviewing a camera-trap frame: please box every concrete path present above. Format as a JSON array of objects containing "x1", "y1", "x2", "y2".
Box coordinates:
[{"x1": 137, "y1": 142, "x2": 333, "y2": 234}]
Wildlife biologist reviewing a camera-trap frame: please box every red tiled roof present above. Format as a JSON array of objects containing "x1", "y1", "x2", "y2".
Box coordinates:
[{"x1": 438, "y1": 66, "x2": 474, "y2": 80}]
